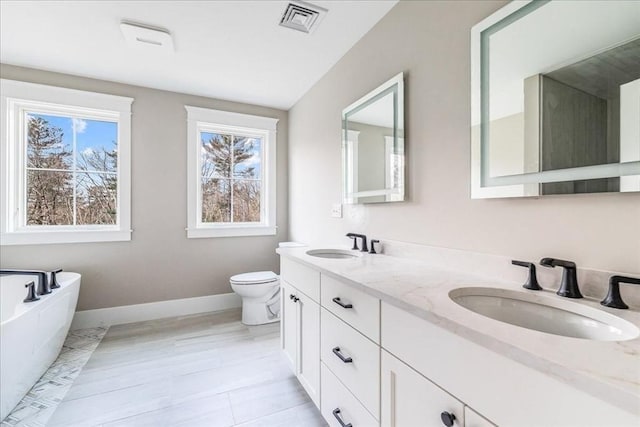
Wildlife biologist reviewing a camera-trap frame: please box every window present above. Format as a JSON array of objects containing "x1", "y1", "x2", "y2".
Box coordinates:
[
  {"x1": 186, "y1": 106, "x2": 278, "y2": 238},
  {"x1": 1, "y1": 79, "x2": 133, "y2": 245}
]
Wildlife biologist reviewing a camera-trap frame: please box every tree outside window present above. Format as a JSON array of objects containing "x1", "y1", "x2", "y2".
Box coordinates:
[{"x1": 25, "y1": 113, "x2": 118, "y2": 226}]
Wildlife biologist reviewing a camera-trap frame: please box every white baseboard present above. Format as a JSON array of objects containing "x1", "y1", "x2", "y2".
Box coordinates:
[{"x1": 71, "y1": 292, "x2": 242, "y2": 330}]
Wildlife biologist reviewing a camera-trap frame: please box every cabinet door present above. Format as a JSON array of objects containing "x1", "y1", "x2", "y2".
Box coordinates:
[
  {"x1": 281, "y1": 280, "x2": 297, "y2": 371},
  {"x1": 464, "y1": 407, "x2": 496, "y2": 427},
  {"x1": 381, "y1": 350, "x2": 464, "y2": 427},
  {"x1": 298, "y1": 291, "x2": 320, "y2": 407}
]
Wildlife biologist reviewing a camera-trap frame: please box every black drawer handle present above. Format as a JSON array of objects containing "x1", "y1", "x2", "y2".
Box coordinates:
[
  {"x1": 332, "y1": 297, "x2": 353, "y2": 309},
  {"x1": 289, "y1": 294, "x2": 299, "y2": 302},
  {"x1": 332, "y1": 408, "x2": 352, "y2": 427},
  {"x1": 332, "y1": 346, "x2": 353, "y2": 363}
]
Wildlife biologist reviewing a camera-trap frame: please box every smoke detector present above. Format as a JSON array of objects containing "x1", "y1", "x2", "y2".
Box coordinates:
[
  {"x1": 120, "y1": 21, "x2": 174, "y2": 52},
  {"x1": 279, "y1": 1, "x2": 327, "y2": 34}
]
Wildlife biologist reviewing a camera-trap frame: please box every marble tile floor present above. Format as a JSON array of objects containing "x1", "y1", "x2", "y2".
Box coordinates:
[
  {"x1": 2, "y1": 327, "x2": 109, "y2": 427},
  {"x1": 38, "y1": 309, "x2": 326, "y2": 427}
]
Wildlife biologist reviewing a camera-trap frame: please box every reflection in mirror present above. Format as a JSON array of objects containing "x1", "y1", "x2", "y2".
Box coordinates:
[
  {"x1": 343, "y1": 73, "x2": 404, "y2": 204},
  {"x1": 471, "y1": 0, "x2": 640, "y2": 198}
]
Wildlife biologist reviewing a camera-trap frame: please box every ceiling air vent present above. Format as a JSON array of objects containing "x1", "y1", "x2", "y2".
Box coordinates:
[{"x1": 279, "y1": 1, "x2": 327, "y2": 34}]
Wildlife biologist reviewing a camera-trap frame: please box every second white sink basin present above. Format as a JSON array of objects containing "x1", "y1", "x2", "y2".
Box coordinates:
[
  {"x1": 306, "y1": 249, "x2": 362, "y2": 259},
  {"x1": 449, "y1": 287, "x2": 639, "y2": 341}
]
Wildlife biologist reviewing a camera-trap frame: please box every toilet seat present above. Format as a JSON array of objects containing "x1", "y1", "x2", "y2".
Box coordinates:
[{"x1": 230, "y1": 271, "x2": 278, "y2": 285}]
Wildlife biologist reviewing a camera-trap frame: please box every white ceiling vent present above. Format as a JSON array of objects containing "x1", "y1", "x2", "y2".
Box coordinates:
[
  {"x1": 120, "y1": 21, "x2": 174, "y2": 52},
  {"x1": 279, "y1": 1, "x2": 327, "y2": 34}
]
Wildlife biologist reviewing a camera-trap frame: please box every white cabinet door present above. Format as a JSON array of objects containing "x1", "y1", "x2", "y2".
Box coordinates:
[
  {"x1": 381, "y1": 350, "x2": 464, "y2": 427},
  {"x1": 464, "y1": 407, "x2": 496, "y2": 427},
  {"x1": 298, "y1": 290, "x2": 320, "y2": 407},
  {"x1": 281, "y1": 280, "x2": 297, "y2": 371}
]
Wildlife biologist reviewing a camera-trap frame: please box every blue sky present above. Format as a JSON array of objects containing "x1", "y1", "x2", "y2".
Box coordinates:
[{"x1": 30, "y1": 113, "x2": 117, "y2": 158}]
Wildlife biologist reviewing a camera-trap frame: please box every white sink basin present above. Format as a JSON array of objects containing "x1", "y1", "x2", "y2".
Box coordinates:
[
  {"x1": 449, "y1": 287, "x2": 639, "y2": 341},
  {"x1": 306, "y1": 249, "x2": 362, "y2": 259}
]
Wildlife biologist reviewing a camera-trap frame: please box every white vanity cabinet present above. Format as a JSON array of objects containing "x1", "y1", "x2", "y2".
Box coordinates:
[
  {"x1": 381, "y1": 301, "x2": 637, "y2": 427},
  {"x1": 280, "y1": 260, "x2": 321, "y2": 407},
  {"x1": 464, "y1": 407, "x2": 496, "y2": 427},
  {"x1": 381, "y1": 349, "x2": 464, "y2": 427},
  {"x1": 317, "y1": 273, "x2": 382, "y2": 426}
]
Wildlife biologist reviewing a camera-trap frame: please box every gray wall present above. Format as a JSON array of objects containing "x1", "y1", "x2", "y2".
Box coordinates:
[
  {"x1": 288, "y1": 0, "x2": 640, "y2": 274},
  {"x1": 0, "y1": 64, "x2": 289, "y2": 310}
]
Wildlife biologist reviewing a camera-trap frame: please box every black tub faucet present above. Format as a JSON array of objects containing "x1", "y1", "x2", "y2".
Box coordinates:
[
  {"x1": 540, "y1": 258, "x2": 582, "y2": 299},
  {"x1": 601, "y1": 275, "x2": 640, "y2": 309},
  {"x1": 0, "y1": 269, "x2": 51, "y2": 295}
]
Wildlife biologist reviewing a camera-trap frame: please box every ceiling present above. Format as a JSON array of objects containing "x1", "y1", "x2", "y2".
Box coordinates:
[{"x1": 0, "y1": 1, "x2": 398, "y2": 110}]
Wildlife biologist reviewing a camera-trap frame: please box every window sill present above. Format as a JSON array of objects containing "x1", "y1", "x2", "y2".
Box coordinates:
[
  {"x1": 187, "y1": 225, "x2": 277, "y2": 239},
  {"x1": 0, "y1": 229, "x2": 132, "y2": 246}
]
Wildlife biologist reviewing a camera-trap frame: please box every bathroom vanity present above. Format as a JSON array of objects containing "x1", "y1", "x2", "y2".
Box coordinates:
[{"x1": 277, "y1": 246, "x2": 640, "y2": 427}]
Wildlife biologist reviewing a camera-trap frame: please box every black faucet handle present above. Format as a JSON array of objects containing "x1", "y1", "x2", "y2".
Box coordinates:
[
  {"x1": 24, "y1": 281, "x2": 40, "y2": 302},
  {"x1": 369, "y1": 239, "x2": 380, "y2": 254},
  {"x1": 601, "y1": 275, "x2": 640, "y2": 309},
  {"x1": 540, "y1": 258, "x2": 576, "y2": 269},
  {"x1": 346, "y1": 233, "x2": 359, "y2": 250},
  {"x1": 50, "y1": 269, "x2": 63, "y2": 289},
  {"x1": 512, "y1": 260, "x2": 542, "y2": 291}
]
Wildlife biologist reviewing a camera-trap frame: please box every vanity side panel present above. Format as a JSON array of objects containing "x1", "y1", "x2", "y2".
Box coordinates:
[{"x1": 381, "y1": 302, "x2": 638, "y2": 426}]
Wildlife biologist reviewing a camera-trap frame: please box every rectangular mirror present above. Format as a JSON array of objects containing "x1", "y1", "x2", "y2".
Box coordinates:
[
  {"x1": 343, "y1": 72, "x2": 404, "y2": 204},
  {"x1": 471, "y1": 0, "x2": 640, "y2": 198}
]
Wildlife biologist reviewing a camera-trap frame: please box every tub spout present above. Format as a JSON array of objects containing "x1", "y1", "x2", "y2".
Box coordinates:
[{"x1": 0, "y1": 269, "x2": 51, "y2": 295}]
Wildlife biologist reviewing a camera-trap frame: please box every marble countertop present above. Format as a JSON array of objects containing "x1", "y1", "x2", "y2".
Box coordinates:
[{"x1": 276, "y1": 246, "x2": 640, "y2": 416}]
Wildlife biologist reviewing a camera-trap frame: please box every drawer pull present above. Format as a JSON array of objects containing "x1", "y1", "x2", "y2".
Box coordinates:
[
  {"x1": 289, "y1": 294, "x2": 299, "y2": 302},
  {"x1": 332, "y1": 408, "x2": 353, "y2": 427},
  {"x1": 332, "y1": 346, "x2": 353, "y2": 363},
  {"x1": 440, "y1": 411, "x2": 456, "y2": 426},
  {"x1": 332, "y1": 297, "x2": 353, "y2": 309}
]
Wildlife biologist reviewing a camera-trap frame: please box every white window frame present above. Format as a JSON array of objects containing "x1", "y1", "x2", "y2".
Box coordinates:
[
  {"x1": 185, "y1": 106, "x2": 278, "y2": 238},
  {"x1": 0, "y1": 79, "x2": 133, "y2": 245}
]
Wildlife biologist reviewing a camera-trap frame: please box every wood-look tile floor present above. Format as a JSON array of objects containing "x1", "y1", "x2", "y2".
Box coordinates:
[{"x1": 46, "y1": 309, "x2": 326, "y2": 427}]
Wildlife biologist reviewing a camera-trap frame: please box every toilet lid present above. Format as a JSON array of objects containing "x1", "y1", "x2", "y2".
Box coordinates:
[{"x1": 230, "y1": 271, "x2": 278, "y2": 285}]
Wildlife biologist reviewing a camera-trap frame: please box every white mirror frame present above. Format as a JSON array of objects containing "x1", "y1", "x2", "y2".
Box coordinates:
[
  {"x1": 470, "y1": 0, "x2": 640, "y2": 199},
  {"x1": 342, "y1": 72, "x2": 405, "y2": 204}
]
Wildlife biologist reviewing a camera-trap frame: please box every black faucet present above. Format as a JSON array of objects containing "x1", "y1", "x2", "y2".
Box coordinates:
[
  {"x1": 346, "y1": 233, "x2": 359, "y2": 250},
  {"x1": 0, "y1": 269, "x2": 51, "y2": 295},
  {"x1": 511, "y1": 260, "x2": 542, "y2": 291},
  {"x1": 369, "y1": 239, "x2": 380, "y2": 254},
  {"x1": 345, "y1": 233, "x2": 368, "y2": 252},
  {"x1": 540, "y1": 258, "x2": 582, "y2": 298},
  {"x1": 24, "y1": 281, "x2": 40, "y2": 302},
  {"x1": 601, "y1": 275, "x2": 640, "y2": 309}
]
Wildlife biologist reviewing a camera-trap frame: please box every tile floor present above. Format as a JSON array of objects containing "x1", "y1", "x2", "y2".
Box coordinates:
[
  {"x1": 2, "y1": 328, "x2": 108, "y2": 427},
  {"x1": 42, "y1": 309, "x2": 325, "y2": 427}
]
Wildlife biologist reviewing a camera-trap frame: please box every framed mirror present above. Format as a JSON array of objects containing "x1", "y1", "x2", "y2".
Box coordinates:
[
  {"x1": 342, "y1": 72, "x2": 404, "y2": 204},
  {"x1": 471, "y1": 0, "x2": 640, "y2": 198}
]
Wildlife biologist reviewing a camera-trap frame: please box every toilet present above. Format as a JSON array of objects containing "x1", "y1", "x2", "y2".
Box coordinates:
[
  {"x1": 230, "y1": 271, "x2": 280, "y2": 325},
  {"x1": 230, "y1": 242, "x2": 306, "y2": 325}
]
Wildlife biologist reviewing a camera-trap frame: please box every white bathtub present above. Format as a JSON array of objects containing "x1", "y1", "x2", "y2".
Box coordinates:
[{"x1": 0, "y1": 272, "x2": 80, "y2": 420}]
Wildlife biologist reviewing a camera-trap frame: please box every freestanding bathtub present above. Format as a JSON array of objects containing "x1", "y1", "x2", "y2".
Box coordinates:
[{"x1": 0, "y1": 272, "x2": 80, "y2": 420}]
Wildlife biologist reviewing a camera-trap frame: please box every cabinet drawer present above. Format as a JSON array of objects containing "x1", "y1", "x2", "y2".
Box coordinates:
[
  {"x1": 321, "y1": 274, "x2": 380, "y2": 343},
  {"x1": 321, "y1": 362, "x2": 379, "y2": 427},
  {"x1": 281, "y1": 257, "x2": 320, "y2": 302},
  {"x1": 381, "y1": 350, "x2": 464, "y2": 427},
  {"x1": 321, "y1": 308, "x2": 380, "y2": 418}
]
